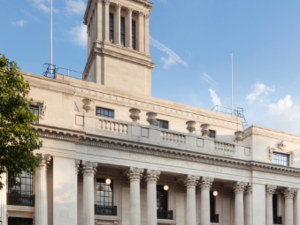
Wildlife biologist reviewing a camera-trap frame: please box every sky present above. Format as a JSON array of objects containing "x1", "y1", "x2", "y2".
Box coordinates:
[{"x1": 1, "y1": 0, "x2": 300, "y2": 134}]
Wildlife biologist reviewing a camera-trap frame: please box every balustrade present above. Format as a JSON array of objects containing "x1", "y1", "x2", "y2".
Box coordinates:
[
  {"x1": 157, "y1": 210, "x2": 173, "y2": 220},
  {"x1": 7, "y1": 193, "x2": 35, "y2": 207},
  {"x1": 214, "y1": 141, "x2": 235, "y2": 153},
  {"x1": 161, "y1": 131, "x2": 186, "y2": 144},
  {"x1": 99, "y1": 119, "x2": 128, "y2": 134},
  {"x1": 95, "y1": 205, "x2": 117, "y2": 216}
]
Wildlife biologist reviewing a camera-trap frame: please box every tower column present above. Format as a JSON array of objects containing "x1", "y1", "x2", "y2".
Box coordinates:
[
  {"x1": 200, "y1": 177, "x2": 214, "y2": 225},
  {"x1": 138, "y1": 12, "x2": 144, "y2": 52},
  {"x1": 125, "y1": 8, "x2": 133, "y2": 48},
  {"x1": 144, "y1": 14, "x2": 150, "y2": 53},
  {"x1": 103, "y1": 0, "x2": 110, "y2": 42},
  {"x1": 244, "y1": 184, "x2": 252, "y2": 225},
  {"x1": 283, "y1": 188, "x2": 296, "y2": 225},
  {"x1": 82, "y1": 161, "x2": 97, "y2": 225},
  {"x1": 35, "y1": 154, "x2": 51, "y2": 225},
  {"x1": 266, "y1": 185, "x2": 277, "y2": 225},
  {"x1": 184, "y1": 175, "x2": 200, "y2": 225},
  {"x1": 146, "y1": 170, "x2": 160, "y2": 225},
  {"x1": 114, "y1": 4, "x2": 121, "y2": 45},
  {"x1": 127, "y1": 167, "x2": 144, "y2": 225},
  {"x1": 233, "y1": 182, "x2": 246, "y2": 225},
  {"x1": 96, "y1": 0, "x2": 103, "y2": 40}
]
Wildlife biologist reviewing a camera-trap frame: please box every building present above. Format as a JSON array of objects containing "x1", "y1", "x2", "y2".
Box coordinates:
[{"x1": 2, "y1": 0, "x2": 300, "y2": 225}]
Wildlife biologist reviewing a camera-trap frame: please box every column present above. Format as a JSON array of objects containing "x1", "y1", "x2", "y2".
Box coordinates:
[
  {"x1": 244, "y1": 184, "x2": 252, "y2": 225},
  {"x1": 138, "y1": 12, "x2": 144, "y2": 52},
  {"x1": 96, "y1": 0, "x2": 103, "y2": 40},
  {"x1": 35, "y1": 154, "x2": 51, "y2": 225},
  {"x1": 233, "y1": 182, "x2": 246, "y2": 225},
  {"x1": 114, "y1": 4, "x2": 121, "y2": 45},
  {"x1": 283, "y1": 188, "x2": 296, "y2": 225},
  {"x1": 82, "y1": 161, "x2": 97, "y2": 225},
  {"x1": 266, "y1": 185, "x2": 277, "y2": 225},
  {"x1": 103, "y1": 0, "x2": 110, "y2": 42},
  {"x1": 127, "y1": 167, "x2": 144, "y2": 225},
  {"x1": 146, "y1": 170, "x2": 160, "y2": 225},
  {"x1": 144, "y1": 14, "x2": 150, "y2": 53},
  {"x1": 0, "y1": 172, "x2": 7, "y2": 225},
  {"x1": 125, "y1": 8, "x2": 133, "y2": 48},
  {"x1": 184, "y1": 175, "x2": 200, "y2": 225},
  {"x1": 199, "y1": 177, "x2": 214, "y2": 225}
]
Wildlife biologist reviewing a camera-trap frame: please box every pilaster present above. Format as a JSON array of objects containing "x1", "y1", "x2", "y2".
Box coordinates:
[
  {"x1": 233, "y1": 182, "x2": 246, "y2": 225},
  {"x1": 266, "y1": 185, "x2": 277, "y2": 225},
  {"x1": 199, "y1": 177, "x2": 214, "y2": 225},
  {"x1": 146, "y1": 170, "x2": 160, "y2": 225},
  {"x1": 184, "y1": 175, "x2": 200, "y2": 225}
]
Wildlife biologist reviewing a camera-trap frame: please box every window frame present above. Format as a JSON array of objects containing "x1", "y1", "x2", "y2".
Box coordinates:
[
  {"x1": 96, "y1": 178, "x2": 114, "y2": 207},
  {"x1": 132, "y1": 20, "x2": 136, "y2": 49},
  {"x1": 208, "y1": 130, "x2": 216, "y2": 139},
  {"x1": 156, "y1": 119, "x2": 169, "y2": 129},
  {"x1": 109, "y1": 13, "x2": 114, "y2": 43},
  {"x1": 30, "y1": 105, "x2": 39, "y2": 124},
  {"x1": 121, "y1": 17, "x2": 125, "y2": 46},
  {"x1": 272, "y1": 152, "x2": 289, "y2": 166},
  {"x1": 96, "y1": 107, "x2": 115, "y2": 119},
  {"x1": 8, "y1": 171, "x2": 33, "y2": 196}
]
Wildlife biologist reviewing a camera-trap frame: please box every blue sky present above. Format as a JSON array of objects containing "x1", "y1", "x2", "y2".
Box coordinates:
[{"x1": 2, "y1": 0, "x2": 300, "y2": 134}]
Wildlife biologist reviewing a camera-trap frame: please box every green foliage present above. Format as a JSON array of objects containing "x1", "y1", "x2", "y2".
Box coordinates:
[{"x1": 0, "y1": 53, "x2": 42, "y2": 189}]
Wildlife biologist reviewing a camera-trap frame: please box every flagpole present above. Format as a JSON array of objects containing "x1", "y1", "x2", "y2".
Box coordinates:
[
  {"x1": 231, "y1": 52, "x2": 233, "y2": 115},
  {"x1": 50, "y1": 0, "x2": 53, "y2": 77}
]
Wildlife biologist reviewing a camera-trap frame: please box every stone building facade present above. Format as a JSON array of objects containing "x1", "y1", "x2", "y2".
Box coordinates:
[{"x1": 2, "y1": 0, "x2": 300, "y2": 225}]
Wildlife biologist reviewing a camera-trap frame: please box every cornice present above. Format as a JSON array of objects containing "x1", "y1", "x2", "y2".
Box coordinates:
[{"x1": 32, "y1": 125, "x2": 300, "y2": 178}]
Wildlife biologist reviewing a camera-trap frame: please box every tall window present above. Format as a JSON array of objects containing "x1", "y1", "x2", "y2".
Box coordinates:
[
  {"x1": 272, "y1": 152, "x2": 289, "y2": 166},
  {"x1": 273, "y1": 194, "x2": 282, "y2": 224},
  {"x1": 157, "y1": 185, "x2": 168, "y2": 211},
  {"x1": 121, "y1": 17, "x2": 125, "y2": 46},
  {"x1": 109, "y1": 14, "x2": 114, "y2": 43},
  {"x1": 156, "y1": 119, "x2": 169, "y2": 129},
  {"x1": 132, "y1": 21, "x2": 136, "y2": 49},
  {"x1": 96, "y1": 179, "x2": 113, "y2": 206},
  {"x1": 210, "y1": 191, "x2": 219, "y2": 223},
  {"x1": 8, "y1": 171, "x2": 33, "y2": 196},
  {"x1": 8, "y1": 218, "x2": 33, "y2": 225},
  {"x1": 30, "y1": 105, "x2": 39, "y2": 123},
  {"x1": 96, "y1": 107, "x2": 114, "y2": 119}
]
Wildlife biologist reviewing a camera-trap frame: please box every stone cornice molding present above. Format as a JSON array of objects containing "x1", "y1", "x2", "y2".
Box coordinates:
[
  {"x1": 36, "y1": 154, "x2": 51, "y2": 170},
  {"x1": 266, "y1": 185, "x2": 277, "y2": 196},
  {"x1": 199, "y1": 177, "x2": 214, "y2": 190},
  {"x1": 182, "y1": 175, "x2": 200, "y2": 188},
  {"x1": 145, "y1": 170, "x2": 160, "y2": 183},
  {"x1": 82, "y1": 161, "x2": 98, "y2": 176},
  {"x1": 282, "y1": 188, "x2": 297, "y2": 199},
  {"x1": 127, "y1": 167, "x2": 144, "y2": 181},
  {"x1": 233, "y1": 182, "x2": 247, "y2": 194}
]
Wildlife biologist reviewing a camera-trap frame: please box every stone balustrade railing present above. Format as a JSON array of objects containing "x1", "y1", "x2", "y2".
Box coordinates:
[
  {"x1": 161, "y1": 131, "x2": 186, "y2": 144},
  {"x1": 99, "y1": 118, "x2": 128, "y2": 134},
  {"x1": 214, "y1": 141, "x2": 236, "y2": 154}
]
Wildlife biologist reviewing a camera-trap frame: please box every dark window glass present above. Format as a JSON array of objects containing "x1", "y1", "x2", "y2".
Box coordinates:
[
  {"x1": 157, "y1": 185, "x2": 168, "y2": 211},
  {"x1": 132, "y1": 20, "x2": 136, "y2": 49},
  {"x1": 210, "y1": 191, "x2": 219, "y2": 223},
  {"x1": 156, "y1": 119, "x2": 169, "y2": 129},
  {"x1": 208, "y1": 130, "x2": 216, "y2": 138},
  {"x1": 121, "y1": 17, "x2": 125, "y2": 46},
  {"x1": 8, "y1": 218, "x2": 33, "y2": 225},
  {"x1": 109, "y1": 14, "x2": 114, "y2": 43},
  {"x1": 8, "y1": 171, "x2": 33, "y2": 196},
  {"x1": 273, "y1": 194, "x2": 282, "y2": 224},
  {"x1": 96, "y1": 107, "x2": 114, "y2": 119},
  {"x1": 30, "y1": 105, "x2": 39, "y2": 123},
  {"x1": 272, "y1": 152, "x2": 289, "y2": 166},
  {"x1": 96, "y1": 179, "x2": 113, "y2": 206}
]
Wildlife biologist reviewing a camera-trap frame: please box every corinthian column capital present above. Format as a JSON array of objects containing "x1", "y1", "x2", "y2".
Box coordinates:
[
  {"x1": 82, "y1": 161, "x2": 97, "y2": 176},
  {"x1": 266, "y1": 185, "x2": 277, "y2": 196},
  {"x1": 146, "y1": 170, "x2": 160, "y2": 183},
  {"x1": 102, "y1": 0, "x2": 110, "y2": 5},
  {"x1": 199, "y1": 177, "x2": 214, "y2": 190},
  {"x1": 127, "y1": 167, "x2": 144, "y2": 182},
  {"x1": 36, "y1": 154, "x2": 51, "y2": 170},
  {"x1": 183, "y1": 175, "x2": 200, "y2": 188},
  {"x1": 233, "y1": 182, "x2": 247, "y2": 194},
  {"x1": 282, "y1": 188, "x2": 297, "y2": 199}
]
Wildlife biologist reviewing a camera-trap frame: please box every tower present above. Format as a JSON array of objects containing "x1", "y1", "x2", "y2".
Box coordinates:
[{"x1": 83, "y1": 0, "x2": 155, "y2": 96}]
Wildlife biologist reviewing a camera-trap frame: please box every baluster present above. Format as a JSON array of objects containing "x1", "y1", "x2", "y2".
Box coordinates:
[
  {"x1": 125, "y1": 125, "x2": 128, "y2": 134},
  {"x1": 113, "y1": 122, "x2": 116, "y2": 132},
  {"x1": 100, "y1": 120, "x2": 103, "y2": 129},
  {"x1": 105, "y1": 121, "x2": 108, "y2": 130},
  {"x1": 121, "y1": 124, "x2": 125, "y2": 133},
  {"x1": 117, "y1": 123, "x2": 120, "y2": 133}
]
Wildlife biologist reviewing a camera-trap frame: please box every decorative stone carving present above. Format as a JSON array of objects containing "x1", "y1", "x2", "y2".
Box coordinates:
[
  {"x1": 183, "y1": 175, "x2": 200, "y2": 187},
  {"x1": 81, "y1": 161, "x2": 97, "y2": 176},
  {"x1": 127, "y1": 8, "x2": 133, "y2": 13},
  {"x1": 234, "y1": 130, "x2": 244, "y2": 141},
  {"x1": 278, "y1": 141, "x2": 286, "y2": 150},
  {"x1": 116, "y1": 3, "x2": 121, "y2": 9},
  {"x1": 245, "y1": 183, "x2": 252, "y2": 194},
  {"x1": 233, "y1": 182, "x2": 247, "y2": 194},
  {"x1": 146, "y1": 112, "x2": 157, "y2": 126},
  {"x1": 266, "y1": 185, "x2": 277, "y2": 195},
  {"x1": 102, "y1": 0, "x2": 110, "y2": 5},
  {"x1": 129, "y1": 108, "x2": 141, "y2": 122},
  {"x1": 139, "y1": 12, "x2": 144, "y2": 17},
  {"x1": 282, "y1": 188, "x2": 297, "y2": 199},
  {"x1": 144, "y1": 14, "x2": 150, "y2": 19},
  {"x1": 199, "y1": 177, "x2": 214, "y2": 190},
  {"x1": 269, "y1": 141, "x2": 295, "y2": 165},
  {"x1": 145, "y1": 170, "x2": 160, "y2": 183},
  {"x1": 75, "y1": 159, "x2": 81, "y2": 175},
  {"x1": 200, "y1": 124, "x2": 211, "y2": 136},
  {"x1": 186, "y1": 121, "x2": 196, "y2": 133},
  {"x1": 127, "y1": 167, "x2": 144, "y2": 181},
  {"x1": 82, "y1": 98, "x2": 95, "y2": 113},
  {"x1": 36, "y1": 154, "x2": 51, "y2": 170}
]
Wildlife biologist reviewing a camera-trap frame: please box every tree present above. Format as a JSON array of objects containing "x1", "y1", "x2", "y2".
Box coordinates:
[{"x1": 0, "y1": 53, "x2": 42, "y2": 189}]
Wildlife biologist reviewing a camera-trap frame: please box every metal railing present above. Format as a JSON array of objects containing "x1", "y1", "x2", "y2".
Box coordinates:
[
  {"x1": 274, "y1": 216, "x2": 282, "y2": 224},
  {"x1": 211, "y1": 214, "x2": 219, "y2": 223},
  {"x1": 8, "y1": 218, "x2": 33, "y2": 225},
  {"x1": 56, "y1": 67, "x2": 84, "y2": 80},
  {"x1": 7, "y1": 193, "x2": 35, "y2": 207},
  {"x1": 95, "y1": 205, "x2": 117, "y2": 216},
  {"x1": 157, "y1": 210, "x2": 173, "y2": 220}
]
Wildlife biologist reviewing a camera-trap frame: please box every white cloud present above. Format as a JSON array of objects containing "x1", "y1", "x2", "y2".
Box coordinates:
[
  {"x1": 200, "y1": 72, "x2": 217, "y2": 86},
  {"x1": 149, "y1": 36, "x2": 188, "y2": 69},
  {"x1": 12, "y1": 19, "x2": 26, "y2": 27},
  {"x1": 66, "y1": 0, "x2": 86, "y2": 15},
  {"x1": 269, "y1": 95, "x2": 300, "y2": 120},
  {"x1": 246, "y1": 83, "x2": 275, "y2": 103},
  {"x1": 69, "y1": 24, "x2": 87, "y2": 47},
  {"x1": 209, "y1": 89, "x2": 221, "y2": 106},
  {"x1": 32, "y1": 0, "x2": 59, "y2": 13}
]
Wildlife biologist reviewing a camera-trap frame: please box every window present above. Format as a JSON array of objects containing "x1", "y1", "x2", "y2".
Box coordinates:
[
  {"x1": 96, "y1": 107, "x2": 114, "y2": 119},
  {"x1": 8, "y1": 218, "x2": 33, "y2": 225},
  {"x1": 30, "y1": 105, "x2": 39, "y2": 123},
  {"x1": 132, "y1": 21, "x2": 136, "y2": 49},
  {"x1": 208, "y1": 130, "x2": 216, "y2": 138},
  {"x1": 121, "y1": 17, "x2": 125, "y2": 46},
  {"x1": 273, "y1": 194, "x2": 282, "y2": 224},
  {"x1": 157, "y1": 185, "x2": 168, "y2": 211},
  {"x1": 272, "y1": 152, "x2": 289, "y2": 166},
  {"x1": 156, "y1": 119, "x2": 169, "y2": 129},
  {"x1": 210, "y1": 191, "x2": 219, "y2": 223},
  {"x1": 109, "y1": 14, "x2": 114, "y2": 43}
]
